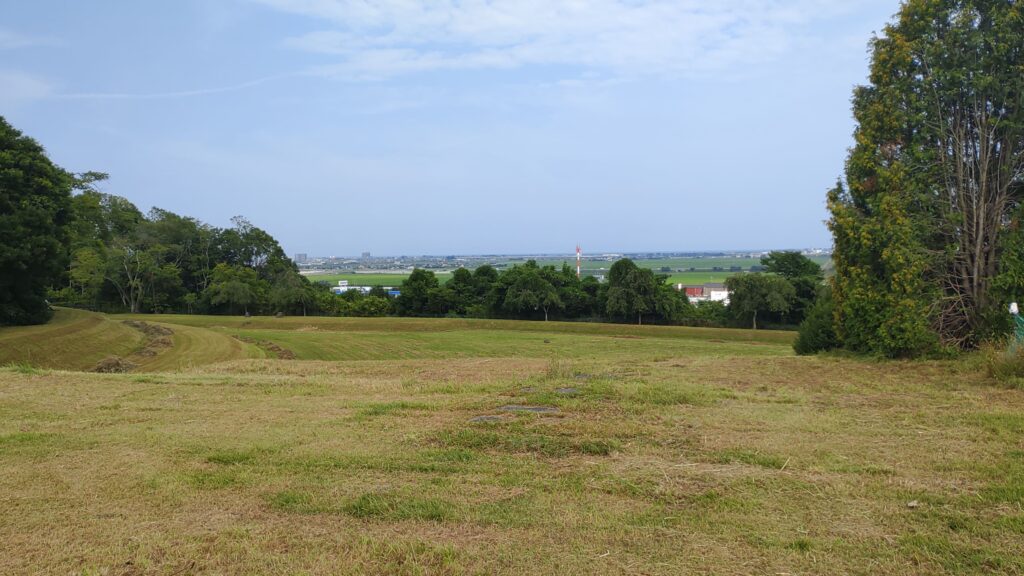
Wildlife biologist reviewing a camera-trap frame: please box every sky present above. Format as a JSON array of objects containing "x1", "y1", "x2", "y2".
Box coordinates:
[{"x1": 1, "y1": 0, "x2": 899, "y2": 257}]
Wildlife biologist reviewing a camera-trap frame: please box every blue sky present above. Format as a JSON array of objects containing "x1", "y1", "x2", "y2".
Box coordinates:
[{"x1": 1, "y1": 0, "x2": 898, "y2": 257}]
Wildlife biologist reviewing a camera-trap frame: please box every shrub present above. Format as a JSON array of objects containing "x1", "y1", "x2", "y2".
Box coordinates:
[
  {"x1": 982, "y1": 339, "x2": 1024, "y2": 386},
  {"x1": 793, "y1": 287, "x2": 839, "y2": 355}
]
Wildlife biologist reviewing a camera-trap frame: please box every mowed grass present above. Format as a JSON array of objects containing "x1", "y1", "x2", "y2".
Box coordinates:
[
  {"x1": 133, "y1": 321, "x2": 266, "y2": 371},
  {"x1": 0, "y1": 308, "x2": 144, "y2": 370},
  {"x1": 1, "y1": 315, "x2": 1023, "y2": 574}
]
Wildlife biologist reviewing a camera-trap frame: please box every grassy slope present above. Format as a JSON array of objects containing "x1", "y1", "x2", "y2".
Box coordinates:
[
  {"x1": 1, "y1": 318, "x2": 1023, "y2": 574},
  {"x1": 0, "y1": 308, "x2": 144, "y2": 370},
  {"x1": 133, "y1": 321, "x2": 266, "y2": 372}
]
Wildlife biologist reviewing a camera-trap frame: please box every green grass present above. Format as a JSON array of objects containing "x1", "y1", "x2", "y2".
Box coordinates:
[
  {"x1": 0, "y1": 308, "x2": 144, "y2": 370},
  {"x1": 0, "y1": 309, "x2": 1022, "y2": 574}
]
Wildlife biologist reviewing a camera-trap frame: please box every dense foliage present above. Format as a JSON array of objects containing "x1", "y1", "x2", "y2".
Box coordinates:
[
  {"x1": 51, "y1": 184, "x2": 317, "y2": 316},
  {"x1": 392, "y1": 259, "x2": 689, "y2": 324},
  {"x1": 829, "y1": 0, "x2": 1024, "y2": 356},
  {"x1": 0, "y1": 117, "x2": 74, "y2": 325}
]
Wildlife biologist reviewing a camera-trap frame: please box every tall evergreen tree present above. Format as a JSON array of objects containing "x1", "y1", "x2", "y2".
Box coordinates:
[{"x1": 829, "y1": 0, "x2": 1024, "y2": 355}]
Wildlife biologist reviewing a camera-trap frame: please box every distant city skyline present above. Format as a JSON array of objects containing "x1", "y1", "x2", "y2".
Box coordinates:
[{"x1": 2, "y1": 0, "x2": 899, "y2": 256}]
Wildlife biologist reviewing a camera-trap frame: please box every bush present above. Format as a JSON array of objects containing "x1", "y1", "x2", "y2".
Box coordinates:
[
  {"x1": 793, "y1": 288, "x2": 839, "y2": 355},
  {"x1": 982, "y1": 339, "x2": 1024, "y2": 386}
]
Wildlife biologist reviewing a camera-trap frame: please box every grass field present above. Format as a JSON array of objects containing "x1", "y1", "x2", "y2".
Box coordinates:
[
  {"x1": 0, "y1": 308, "x2": 145, "y2": 370},
  {"x1": 2, "y1": 311, "x2": 1023, "y2": 574}
]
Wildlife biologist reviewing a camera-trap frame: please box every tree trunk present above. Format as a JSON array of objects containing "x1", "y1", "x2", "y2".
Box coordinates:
[
  {"x1": 752, "y1": 309, "x2": 758, "y2": 330},
  {"x1": 638, "y1": 313, "x2": 642, "y2": 326}
]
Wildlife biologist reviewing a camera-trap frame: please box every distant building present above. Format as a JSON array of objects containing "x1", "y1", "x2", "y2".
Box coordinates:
[
  {"x1": 294, "y1": 253, "x2": 308, "y2": 264},
  {"x1": 676, "y1": 282, "x2": 731, "y2": 305},
  {"x1": 361, "y1": 252, "x2": 371, "y2": 259}
]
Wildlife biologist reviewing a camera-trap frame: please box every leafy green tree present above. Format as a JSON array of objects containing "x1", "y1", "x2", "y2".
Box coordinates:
[
  {"x1": 503, "y1": 267, "x2": 562, "y2": 321},
  {"x1": 605, "y1": 259, "x2": 658, "y2": 325},
  {"x1": 0, "y1": 117, "x2": 74, "y2": 325},
  {"x1": 269, "y1": 272, "x2": 315, "y2": 316},
  {"x1": 204, "y1": 263, "x2": 263, "y2": 315},
  {"x1": 104, "y1": 244, "x2": 158, "y2": 314},
  {"x1": 472, "y1": 265, "x2": 499, "y2": 297},
  {"x1": 352, "y1": 295, "x2": 391, "y2": 317},
  {"x1": 830, "y1": 0, "x2": 1024, "y2": 354},
  {"x1": 761, "y1": 251, "x2": 822, "y2": 280},
  {"x1": 67, "y1": 247, "x2": 106, "y2": 307},
  {"x1": 761, "y1": 251, "x2": 823, "y2": 325},
  {"x1": 446, "y1": 267, "x2": 476, "y2": 315},
  {"x1": 794, "y1": 286, "x2": 840, "y2": 355},
  {"x1": 396, "y1": 269, "x2": 439, "y2": 316},
  {"x1": 726, "y1": 273, "x2": 796, "y2": 330}
]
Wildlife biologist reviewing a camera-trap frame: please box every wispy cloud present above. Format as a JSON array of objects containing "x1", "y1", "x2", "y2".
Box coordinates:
[
  {"x1": 0, "y1": 28, "x2": 59, "y2": 50},
  {"x1": 251, "y1": 0, "x2": 857, "y2": 79},
  {"x1": 55, "y1": 74, "x2": 294, "y2": 100},
  {"x1": 0, "y1": 70, "x2": 54, "y2": 107}
]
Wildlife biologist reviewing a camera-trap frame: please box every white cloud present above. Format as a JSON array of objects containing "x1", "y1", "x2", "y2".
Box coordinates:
[{"x1": 251, "y1": 0, "x2": 856, "y2": 79}]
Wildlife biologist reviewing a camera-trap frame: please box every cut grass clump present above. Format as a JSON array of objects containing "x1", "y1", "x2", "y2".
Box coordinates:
[
  {"x1": 981, "y1": 340, "x2": 1024, "y2": 386},
  {"x1": 343, "y1": 492, "x2": 455, "y2": 522},
  {"x1": 354, "y1": 401, "x2": 431, "y2": 419},
  {"x1": 268, "y1": 490, "x2": 457, "y2": 522},
  {"x1": 0, "y1": 432, "x2": 58, "y2": 453},
  {"x1": 3, "y1": 361, "x2": 40, "y2": 375},
  {"x1": 437, "y1": 426, "x2": 620, "y2": 458},
  {"x1": 267, "y1": 489, "x2": 312, "y2": 512},
  {"x1": 206, "y1": 449, "x2": 258, "y2": 465},
  {"x1": 283, "y1": 448, "x2": 479, "y2": 475},
  {"x1": 625, "y1": 383, "x2": 734, "y2": 407},
  {"x1": 713, "y1": 448, "x2": 788, "y2": 470},
  {"x1": 899, "y1": 534, "x2": 1023, "y2": 573},
  {"x1": 185, "y1": 469, "x2": 246, "y2": 489}
]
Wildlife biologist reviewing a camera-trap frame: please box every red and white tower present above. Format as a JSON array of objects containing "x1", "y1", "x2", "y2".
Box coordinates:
[{"x1": 576, "y1": 244, "x2": 582, "y2": 279}]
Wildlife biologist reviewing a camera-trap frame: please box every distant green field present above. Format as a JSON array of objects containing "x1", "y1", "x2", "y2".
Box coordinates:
[{"x1": 306, "y1": 256, "x2": 830, "y2": 287}]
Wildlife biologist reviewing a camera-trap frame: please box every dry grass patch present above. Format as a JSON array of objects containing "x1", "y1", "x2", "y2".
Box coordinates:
[{"x1": 1, "y1": 319, "x2": 1023, "y2": 574}]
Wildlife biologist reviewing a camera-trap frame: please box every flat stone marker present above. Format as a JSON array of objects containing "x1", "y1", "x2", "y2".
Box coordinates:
[
  {"x1": 469, "y1": 415, "x2": 506, "y2": 423},
  {"x1": 499, "y1": 405, "x2": 559, "y2": 414},
  {"x1": 555, "y1": 387, "x2": 579, "y2": 395}
]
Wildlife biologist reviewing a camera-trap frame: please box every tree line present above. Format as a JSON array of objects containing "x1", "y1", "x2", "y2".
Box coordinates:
[{"x1": 331, "y1": 252, "x2": 823, "y2": 330}]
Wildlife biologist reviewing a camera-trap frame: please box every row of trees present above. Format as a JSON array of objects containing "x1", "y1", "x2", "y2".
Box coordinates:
[
  {"x1": 51, "y1": 185, "x2": 318, "y2": 316},
  {"x1": 391, "y1": 258, "x2": 691, "y2": 324},
  {"x1": 381, "y1": 252, "x2": 822, "y2": 329},
  {"x1": 1, "y1": 115, "x2": 320, "y2": 324}
]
